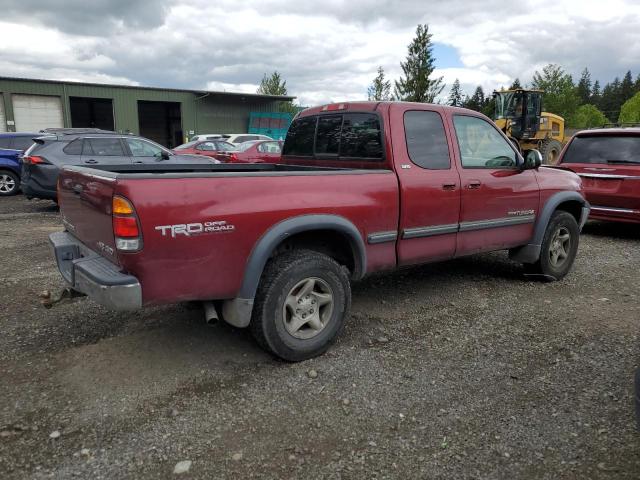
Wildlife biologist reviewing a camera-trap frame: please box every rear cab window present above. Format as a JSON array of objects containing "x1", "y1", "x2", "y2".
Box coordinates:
[
  {"x1": 562, "y1": 135, "x2": 640, "y2": 165},
  {"x1": 283, "y1": 112, "x2": 383, "y2": 161}
]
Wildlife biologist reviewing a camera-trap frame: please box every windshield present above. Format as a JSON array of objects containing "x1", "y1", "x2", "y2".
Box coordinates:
[
  {"x1": 562, "y1": 135, "x2": 640, "y2": 164},
  {"x1": 216, "y1": 141, "x2": 235, "y2": 151},
  {"x1": 495, "y1": 92, "x2": 523, "y2": 119}
]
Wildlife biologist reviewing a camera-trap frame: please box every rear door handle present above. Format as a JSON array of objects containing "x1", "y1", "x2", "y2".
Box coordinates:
[
  {"x1": 466, "y1": 180, "x2": 481, "y2": 189},
  {"x1": 84, "y1": 159, "x2": 98, "y2": 164},
  {"x1": 442, "y1": 183, "x2": 457, "y2": 191}
]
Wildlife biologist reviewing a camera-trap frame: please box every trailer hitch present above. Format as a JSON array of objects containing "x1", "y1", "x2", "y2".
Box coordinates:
[{"x1": 40, "y1": 288, "x2": 86, "y2": 309}]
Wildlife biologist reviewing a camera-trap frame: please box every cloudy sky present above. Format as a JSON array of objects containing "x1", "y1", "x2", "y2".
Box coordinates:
[{"x1": 1, "y1": 0, "x2": 640, "y2": 105}]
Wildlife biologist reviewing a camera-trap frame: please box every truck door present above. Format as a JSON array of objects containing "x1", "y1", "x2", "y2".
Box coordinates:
[
  {"x1": 450, "y1": 114, "x2": 539, "y2": 256},
  {"x1": 392, "y1": 105, "x2": 461, "y2": 265}
]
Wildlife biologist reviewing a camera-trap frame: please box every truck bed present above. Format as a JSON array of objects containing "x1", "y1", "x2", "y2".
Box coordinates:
[{"x1": 57, "y1": 163, "x2": 399, "y2": 305}]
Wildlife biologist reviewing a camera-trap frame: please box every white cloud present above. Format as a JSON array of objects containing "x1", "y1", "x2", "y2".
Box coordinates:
[{"x1": 0, "y1": 1, "x2": 639, "y2": 106}]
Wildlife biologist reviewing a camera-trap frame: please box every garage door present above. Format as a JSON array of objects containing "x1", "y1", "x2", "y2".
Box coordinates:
[
  {"x1": 0, "y1": 98, "x2": 6, "y2": 133},
  {"x1": 13, "y1": 94, "x2": 63, "y2": 132}
]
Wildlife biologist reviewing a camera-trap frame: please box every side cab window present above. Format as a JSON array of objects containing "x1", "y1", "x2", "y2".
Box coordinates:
[{"x1": 453, "y1": 115, "x2": 517, "y2": 168}]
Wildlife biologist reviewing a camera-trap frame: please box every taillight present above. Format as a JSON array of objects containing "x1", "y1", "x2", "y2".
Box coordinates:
[
  {"x1": 112, "y1": 195, "x2": 142, "y2": 251},
  {"x1": 23, "y1": 155, "x2": 49, "y2": 165}
]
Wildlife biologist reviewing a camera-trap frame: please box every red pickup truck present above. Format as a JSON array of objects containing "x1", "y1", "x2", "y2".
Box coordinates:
[{"x1": 50, "y1": 102, "x2": 589, "y2": 361}]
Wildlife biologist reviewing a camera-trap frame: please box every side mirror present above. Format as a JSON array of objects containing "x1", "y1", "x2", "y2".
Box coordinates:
[
  {"x1": 160, "y1": 151, "x2": 171, "y2": 160},
  {"x1": 523, "y1": 149, "x2": 542, "y2": 169}
]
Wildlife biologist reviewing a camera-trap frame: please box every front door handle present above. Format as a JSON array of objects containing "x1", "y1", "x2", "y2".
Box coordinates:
[
  {"x1": 84, "y1": 159, "x2": 98, "y2": 164},
  {"x1": 466, "y1": 180, "x2": 481, "y2": 189},
  {"x1": 442, "y1": 183, "x2": 457, "y2": 191}
]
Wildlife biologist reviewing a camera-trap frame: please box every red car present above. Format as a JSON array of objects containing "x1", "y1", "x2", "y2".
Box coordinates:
[
  {"x1": 51, "y1": 101, "x2": 588, "y2": 361},
  {"x1": 173, "y1": 139, "x2": 235, "y2": 158},
  {"x1": 215, "y1": 140, "x2": 282, "y2": 163},
  {"x1": 556, "y1": 128, "x2": 640, "y2": 223}
]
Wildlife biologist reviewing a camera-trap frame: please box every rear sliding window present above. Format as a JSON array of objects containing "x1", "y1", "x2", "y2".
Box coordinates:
[
  {"x1": 283, "y1": 113, "x2": 383, "y2": 161},
  {"x1": 562, "y1": 135, "x2": 640, "y2": 164}
]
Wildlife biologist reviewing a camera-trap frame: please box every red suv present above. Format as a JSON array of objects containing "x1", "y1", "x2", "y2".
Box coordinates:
[{"x1": 557, "y1": 129, "x2": 640, "y2": 223}]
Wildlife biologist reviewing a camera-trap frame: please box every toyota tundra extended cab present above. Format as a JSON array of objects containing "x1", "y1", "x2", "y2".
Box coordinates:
[{"x1": 49, "y1": 102, "x2": 590, "y2": 361}]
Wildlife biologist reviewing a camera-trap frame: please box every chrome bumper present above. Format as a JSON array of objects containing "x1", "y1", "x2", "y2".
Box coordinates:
[{"x1": 49, "y1": 231, "x2": 142, "y2": 310}]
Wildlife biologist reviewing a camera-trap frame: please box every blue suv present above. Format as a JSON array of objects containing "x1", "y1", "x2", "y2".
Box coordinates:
[{"x1": 0, "y1": 133, "x2": 38, "y2": 196}]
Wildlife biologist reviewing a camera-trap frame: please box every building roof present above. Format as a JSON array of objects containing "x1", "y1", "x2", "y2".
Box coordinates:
[{"x1": 0, "y1": 76, "x2": 296, "y2": 101}]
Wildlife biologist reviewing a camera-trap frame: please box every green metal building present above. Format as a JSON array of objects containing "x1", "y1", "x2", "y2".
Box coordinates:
[{"x1": 0, "y1": 77, "x2": 294, "y2": 148}]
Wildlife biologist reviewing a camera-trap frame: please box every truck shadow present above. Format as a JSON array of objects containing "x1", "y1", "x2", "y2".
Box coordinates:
[{"x1": 582, "y1": 220, "x2": 639, "y2": 240}]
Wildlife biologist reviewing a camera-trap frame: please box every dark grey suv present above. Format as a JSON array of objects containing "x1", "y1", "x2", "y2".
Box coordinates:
[{"x1": 22, "y1": 129, "x2": 218, "y2": 201}]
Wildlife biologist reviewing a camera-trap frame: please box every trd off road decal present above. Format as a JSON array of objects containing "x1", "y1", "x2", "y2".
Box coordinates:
[{"x1": 155, "y1": 220, "x2": 235, "y2": 238}]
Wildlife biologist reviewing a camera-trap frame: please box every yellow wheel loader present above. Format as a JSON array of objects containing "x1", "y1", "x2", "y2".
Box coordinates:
[{"x1": 493, "y1": 89, "x2": 565, "y2": 164}]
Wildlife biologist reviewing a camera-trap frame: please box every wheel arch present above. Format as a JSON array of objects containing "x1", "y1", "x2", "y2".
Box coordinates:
[
  {"x1": 221, "y1": 215, "x2": 366, "y2": 329},
  {"x1": 509, "y1": 191, "x2": 589, "y2": 263},
  {"x1": 238, "y1": 214, "x2": 366, "y2": 301}
]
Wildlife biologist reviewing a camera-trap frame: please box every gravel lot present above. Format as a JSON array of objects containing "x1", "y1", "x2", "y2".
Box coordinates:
[{"x1": 1, "y1": 195, "x2": 639, "y2": 479}]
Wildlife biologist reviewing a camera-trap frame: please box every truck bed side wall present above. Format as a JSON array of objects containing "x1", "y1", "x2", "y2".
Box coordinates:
[{"x1": 115, "y1": 172, "x2": 400, "y2": 305}]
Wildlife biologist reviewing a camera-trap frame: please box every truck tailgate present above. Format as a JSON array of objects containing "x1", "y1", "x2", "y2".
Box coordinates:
[{"x1": 57, "y1": 168, "x2": 119, "y2": 265}]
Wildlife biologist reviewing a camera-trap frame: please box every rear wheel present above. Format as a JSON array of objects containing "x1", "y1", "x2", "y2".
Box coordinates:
[
  {"x1": 0, "y1": 171, "x2": 19, "y2": 196},
  {"x1": 539, "y1": 138, "x2": 563, "y2": 165},
  {"x1": 250, "y1": 249, "x2": 351, "y2": 362},
  {"x1": 524, "y1": 211, "x2": 579, "y2": 280}
]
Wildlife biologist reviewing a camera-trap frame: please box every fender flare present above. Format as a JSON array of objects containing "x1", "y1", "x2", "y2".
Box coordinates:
[
  {"x1": 509, "y1": 191, "x2": 589, "y2": 263},
  {"x1": 222, "y1": 214, "x2": 367, "y2": 329}
]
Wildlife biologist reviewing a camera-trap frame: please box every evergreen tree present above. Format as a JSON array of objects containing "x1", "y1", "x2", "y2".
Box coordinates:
[
  {"x1": 464, "y1": 85, "x2": 486, "y2": 112},
  {"x1": 576, "y1": 68, "x2": 592, "y2": 105},
  {"x1": 509, "y1": 78, "x2": 522, "y2": 89},
  {"x1": 634, "y1": 74, "x2": 640, "y2": 94},
  {"x1": 621, "y1": 70, "x2": 634, "y2": 101},
  {"x1": 367, "y1": 66, "x2": 392, "y2": 101},
  {"x1": 394, "y1": 24, "x2": 445, "y2": 102},
  {"x1": 591, "y1": 79, "x2": 601, "y2": 105},
  {"x1": 531, "y1": 64, "x2": 580, "y2": 123},
  {"x1": 600, "y1": 77, "x2": 622, "y2": 122},
  {"x1": 447, "y1": 79, "x2": 464, "y2": 107},
  {"x1": 482, "y1": 96, "x2": 496, "y2": 119}
]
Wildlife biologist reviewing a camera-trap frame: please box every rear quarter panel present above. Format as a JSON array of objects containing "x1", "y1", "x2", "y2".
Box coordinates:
[{"x1": 116, "y1": 171, "x2": 399, "y2": 305}]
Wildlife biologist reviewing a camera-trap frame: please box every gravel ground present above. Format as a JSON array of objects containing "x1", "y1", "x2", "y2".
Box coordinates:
[{"x1": 1, "y1": 194, "x2": 639, "y2": 479}]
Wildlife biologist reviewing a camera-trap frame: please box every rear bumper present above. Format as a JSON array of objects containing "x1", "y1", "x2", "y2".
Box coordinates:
[
  {"x1": 49, "y1": 231, "x2": 142, "y2": 310},
  {"x1": 21, "y1": 164, "x2": 58, "y2": 200}
]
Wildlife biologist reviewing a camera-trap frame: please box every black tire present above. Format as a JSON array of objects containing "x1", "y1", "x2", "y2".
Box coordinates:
[
  {"x1": 524, "y1": 211, "x2": 579, "y2": 280},
  {"x1": 539, "y1": 138, "x2": 563, "y2": 165},
  {"x1": 0, "y1": 170, "x2": 20, "y2": 196},
  {"x1": 250, "y1": 249, "x2": 351, "y2": 362}
]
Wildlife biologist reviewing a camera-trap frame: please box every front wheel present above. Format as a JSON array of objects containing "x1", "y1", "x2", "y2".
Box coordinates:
[
  {"x1": 524, "y1": 211, "x2": 580, "y2": 280},
  {"x1": 0, "y1": 171, "x2": 20, "y2": 196},
  {"x1": 250, "y1": 249, "x2": 351, "y2": 361}
]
